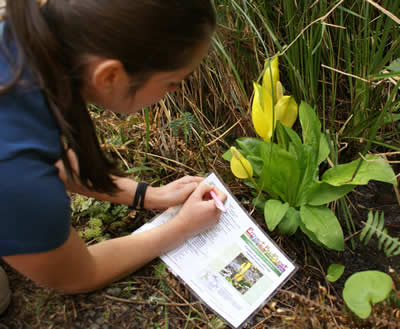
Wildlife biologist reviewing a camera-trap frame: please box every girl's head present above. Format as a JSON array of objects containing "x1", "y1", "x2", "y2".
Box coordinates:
[
  {"x1": 83, "y1": 38, "x2": 211, "y2": 114},
  {"x1": 5, "y1": 0, "x2": 216, "y2": 192}
]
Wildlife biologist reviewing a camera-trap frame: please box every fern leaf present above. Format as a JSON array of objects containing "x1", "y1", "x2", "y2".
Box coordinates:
[
  {"x1": 360, "y1": 211, "x2": 376, "y2": 244},
  {"x1": 385, "y1": 238, "x2": 400, "y2": 257},
  {"x1": 360, "y1": 211, "x2": 400, "y2": 257}
]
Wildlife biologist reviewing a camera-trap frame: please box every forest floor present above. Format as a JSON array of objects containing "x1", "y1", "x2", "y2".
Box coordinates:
[{"x1": 1, "y1": 176, "x2": 399, "y2": 329}]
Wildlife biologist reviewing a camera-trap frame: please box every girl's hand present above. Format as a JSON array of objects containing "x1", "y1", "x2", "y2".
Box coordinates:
[
  {"x1": 171, "y1": 183, "x2": 227, "y2": 239},
  {"x1": 146, "y1": 175, "x2": 204, "y2": 209}
]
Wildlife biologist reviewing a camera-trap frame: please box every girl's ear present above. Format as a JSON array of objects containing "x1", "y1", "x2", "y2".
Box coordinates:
[{"x1": 90, "y1": 59, "x2": 126, "y2": 93}]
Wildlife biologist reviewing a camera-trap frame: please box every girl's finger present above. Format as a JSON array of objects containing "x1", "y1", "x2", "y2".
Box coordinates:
[
  {"x1": 193, "y1": 183, "x2": 215, "y2": 199},
  {"x1": 178, "y1": 176, "x2": 204, "y2": 184},
  {"x1": 180, "y1": 182, "x2": 199, "y2": 194},
  {"x1": 211, "y1": 187, "x2": 227, "y2": 202}
]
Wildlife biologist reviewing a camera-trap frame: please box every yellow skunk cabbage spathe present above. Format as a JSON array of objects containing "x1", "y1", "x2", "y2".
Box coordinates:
[
  {"x1": 252, "y1": 57, "x2": 298, "y2": 141},
  {"x1": 262, "y1": 56, "x2": 279, "y2": 98},
  {"x1": 230, "y1": 147, "x2": 253, "y2": 179}
]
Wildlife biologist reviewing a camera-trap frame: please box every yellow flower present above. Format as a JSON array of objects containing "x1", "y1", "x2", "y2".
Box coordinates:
[
  {"x1": 252, "y1": 57, "x2": 298, "y2": 141},
  {"x1": 230, "y1": 147, "x2": 253, "y2": 179},
  {"x1": 275, "y1": 96, "x2": 298, "y2": 128},
  {"x1": 262, "y1": 57, "x2": 279, "y2": 99},
  {"x1": 252, "y1": 82, "x2": 274, "y2": 141}
]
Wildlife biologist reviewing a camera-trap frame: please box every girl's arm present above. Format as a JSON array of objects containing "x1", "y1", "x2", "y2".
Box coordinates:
[
  {"x1": 55, "y1": 149, "x2": 203, "y2": 209},
  {"x1": 3, "y1": 183, "x2": 225, "y2": 293}
]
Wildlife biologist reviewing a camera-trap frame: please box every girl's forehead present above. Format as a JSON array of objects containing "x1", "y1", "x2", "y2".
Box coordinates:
[
  {"x1": 156, "y1": 40, "x2": 211, "y2": 80},
  {"x1": 156, "y1": 68, "x2": 194, "y2": 82}
]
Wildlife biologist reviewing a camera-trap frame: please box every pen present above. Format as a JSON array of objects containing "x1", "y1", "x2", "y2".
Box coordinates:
[{"x1": 210, "y1": 190, "x2": 227, "y2": 212}]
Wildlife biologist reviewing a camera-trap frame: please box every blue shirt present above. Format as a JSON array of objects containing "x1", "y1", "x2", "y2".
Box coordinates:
[{"x1": 0, "y1": 23, "x2": 70, "y2": 256}]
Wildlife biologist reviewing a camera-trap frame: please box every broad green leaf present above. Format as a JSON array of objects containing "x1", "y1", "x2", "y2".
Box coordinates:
[
  {"x1": 326, "y1": 264, "x2": 345, "y2": 282},
  {"x1": 343, "y1": 271, "x2": 393, "y2": 319},
  {"x1": 300, "y1": 205, "x2": 344, "y2": 251},
  {"x1": 283, "y1": 125, "x2": 304, "y2": 160},
  {"x1": 236, "y1": 137, "x2": 264, "y2": 157},
  {"x1": 299, "y1": 101, "x2": 321, "y2": 149},
  {"x1": 264, "y1": 199, "x2": 289, "y2": 231},
  {"x1": 307, "y1": 182, "x2": 356, "y2": 206},
  {"x1": 295, "y1": 144, "x2": 319, "y2": 206},
  {"x1": 318, "y1": 132, "x2": 331, "y2": 165},
  {"x1": 299, "y1": 220, "x2": 323, "y2": 247},
  {"x1": 275, "y1": 121, "x2": 290, "y2": 151},
  {"x1": 322, "y1": 155, "x2": 397, "y2": 186},
  {"x1": 260, "y1": 142, "x2": 300, "y2": 205},
  {"x1": 278, "y1": 207, "x2": 301, "y2": 235},
  {"x1": 247, "y1": 155, "x2": 264, "y2": 177}
]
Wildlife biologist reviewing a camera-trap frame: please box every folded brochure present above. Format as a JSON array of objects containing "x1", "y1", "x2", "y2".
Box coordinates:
[{"x1": 133, "y1": 172, "x2": 297, "y2": 328}]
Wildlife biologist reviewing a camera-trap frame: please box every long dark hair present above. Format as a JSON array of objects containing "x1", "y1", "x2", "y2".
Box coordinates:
[{"x1": 3, "y1": 0, "x2": 216, "y2": 193}]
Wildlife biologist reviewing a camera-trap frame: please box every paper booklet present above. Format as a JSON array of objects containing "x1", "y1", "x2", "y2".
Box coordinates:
[{"x1": 133, "y1": 172, "x2": 297, "y2": 329}]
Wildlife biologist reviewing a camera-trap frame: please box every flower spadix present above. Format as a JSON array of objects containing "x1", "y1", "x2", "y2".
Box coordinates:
[
  {"x1": 252, "y1": 56, "x2": 298, "y2": 141},
  {"x1": 230, "y1": 147, "x2": 253, "y2": 179}
]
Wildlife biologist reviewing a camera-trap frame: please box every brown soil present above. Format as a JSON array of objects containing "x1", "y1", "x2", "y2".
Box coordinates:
[{"x1": 1, "y1": 180, "x2": 399, "y2": 329}]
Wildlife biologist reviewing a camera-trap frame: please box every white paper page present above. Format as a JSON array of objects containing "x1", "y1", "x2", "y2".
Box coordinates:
[{"x1": 133, "y1": 173, "x2": 296, "y2": 328}]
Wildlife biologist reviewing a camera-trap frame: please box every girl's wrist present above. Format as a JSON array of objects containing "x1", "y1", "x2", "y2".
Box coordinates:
[{"x1": 143, "y1": 186, "x2": 163, "y2": 209}]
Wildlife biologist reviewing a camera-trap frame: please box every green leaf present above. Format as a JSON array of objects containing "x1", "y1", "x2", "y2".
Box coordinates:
[
  {"x1": 278, "y1": 207, "x2": 301, "y2": 235},
  {"x1": 299, "y1": 101, "x2": 321, "y2": 149},
  {"x1": 300, "y1": 205, "x2": 344, "y2": 251},
  {"x1": 236, "y1": 137, "x2": 264, "y2": 156},
  {"x1": 222, "y1": 149, "x2": 232, "y2": 161},
  {"x1": 260, "y1": 142, "x2": 300, "y2": 205},
  {"x1": 264, "y1": 199, "x2": 290, "y2": 231},
  {"x1": 275, "y1": 121, "x2": 290, "y2": 151},
  {"x1": 283, "y1": 125, "x2": 303, "y2": 159},
  {"x1": 294, "y1": 144, "x2": 319, "y2": 206},
  {"x1": 322, "y1": 155, "x2": 397, "y2": 186},
  {"x1": 326, "y1": 264, "x2": 345, "y2": 282},
  {"x1": 247, "y1": 155, "x2": 264, "y2": 177},
  {"x1": 299, "y1": 221, "x2": 323, "y2": 247},
  {"x1": 343, "y1": 271, "x2": 393, "y2": 319},
  {"x1": 318, "y1": 132, "x2": 331, "y2": 165},
  {"x1": 306, "y1": 182, "x2": 356, "y2": 206}
]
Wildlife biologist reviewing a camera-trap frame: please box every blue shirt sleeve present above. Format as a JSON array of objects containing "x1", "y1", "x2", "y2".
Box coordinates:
[{"x1": 0, "y1": 152, "x2": 71, "y2": 256}]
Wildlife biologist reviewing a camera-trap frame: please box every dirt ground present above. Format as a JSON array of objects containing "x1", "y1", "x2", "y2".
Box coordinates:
[{"x1": 1, "y1": 177, "x2": 399, "y2": 329}]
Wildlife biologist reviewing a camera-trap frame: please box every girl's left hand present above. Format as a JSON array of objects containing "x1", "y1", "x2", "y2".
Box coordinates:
[{"x1": 145, "y1": 175, "x2": 204, "y2": 209}]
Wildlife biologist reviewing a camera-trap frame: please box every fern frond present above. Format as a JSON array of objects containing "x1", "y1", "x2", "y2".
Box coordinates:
[{"x1": 360, "y1": 211, "x2": 400, "y2": 257}]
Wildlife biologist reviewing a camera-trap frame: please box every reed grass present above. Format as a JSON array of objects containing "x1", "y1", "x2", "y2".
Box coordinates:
[{"x1": 209, "y1": 0, "x2": 400, "y2": 151}]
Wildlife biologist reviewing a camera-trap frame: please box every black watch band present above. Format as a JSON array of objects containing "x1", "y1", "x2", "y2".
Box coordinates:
[{"x1": 132, "y1": 182, "x2": 149, "y2": 210}]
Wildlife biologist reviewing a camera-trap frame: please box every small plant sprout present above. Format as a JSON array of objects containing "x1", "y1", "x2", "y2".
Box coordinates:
[
  {"x1": 252, "y1": 57, "x2": 298, "y2": 142},
  {"x1": 326, "y1": 264, "x2": 345, "y2": 282}
]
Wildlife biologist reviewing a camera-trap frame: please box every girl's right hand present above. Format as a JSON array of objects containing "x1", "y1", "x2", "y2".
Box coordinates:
[{"x1": 172, "y1": 183, "x2": 227, "y2": 240}]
